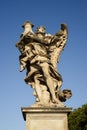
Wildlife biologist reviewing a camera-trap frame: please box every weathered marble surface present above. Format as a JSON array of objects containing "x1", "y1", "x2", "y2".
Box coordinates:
[
  {"x1": 16, "y1": 20, "x2": 72, "y2": 107},
  {"x1": 21, "y1": 107, "x2": 72, "y2": 130}
]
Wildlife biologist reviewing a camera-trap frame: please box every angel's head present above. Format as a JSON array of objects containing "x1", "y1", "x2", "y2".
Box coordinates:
[{"x1": 35, "y1": 26, "x2": 46, "y2": 34}]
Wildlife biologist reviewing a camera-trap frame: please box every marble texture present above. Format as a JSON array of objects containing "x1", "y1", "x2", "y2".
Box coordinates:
[
  {"x1": 16, "y1": 20, "x2": 72, "y2": 107},
  {"x1": 21, "y1": 107, "x2": 72, "y2": 130}
]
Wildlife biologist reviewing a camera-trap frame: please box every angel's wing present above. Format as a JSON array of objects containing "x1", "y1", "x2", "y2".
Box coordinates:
[{"x1": 49, "y1": 24, "x2": 68, "y2": 69}]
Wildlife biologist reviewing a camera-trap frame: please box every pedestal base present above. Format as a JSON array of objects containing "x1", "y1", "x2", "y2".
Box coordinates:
[{"x1": 21, "y1": 107, "x2": 72, "y2": 130}]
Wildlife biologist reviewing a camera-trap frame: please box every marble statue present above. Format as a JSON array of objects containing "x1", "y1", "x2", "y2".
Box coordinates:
[{"x1": 16, "y1": 20, "x2": 72, "y2": 107}]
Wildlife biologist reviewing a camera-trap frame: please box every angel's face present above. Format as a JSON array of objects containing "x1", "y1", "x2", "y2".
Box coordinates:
[{"x1": 36, "y1": 26, "x2": 46, "y2": 34}]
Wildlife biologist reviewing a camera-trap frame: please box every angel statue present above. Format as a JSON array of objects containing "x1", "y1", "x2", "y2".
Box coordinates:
[{"x1": 16, "y1": 20, "x2": 72, "y2": 107}]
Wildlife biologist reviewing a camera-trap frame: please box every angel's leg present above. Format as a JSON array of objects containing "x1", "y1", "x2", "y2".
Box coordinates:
[{"x1": 40, "y1": 62, "x2": 60, "y2": 103}]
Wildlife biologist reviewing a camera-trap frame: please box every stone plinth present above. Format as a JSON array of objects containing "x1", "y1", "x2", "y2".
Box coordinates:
[{"x1": 21, "y1": 107, "x2": 72, "y2": 130}]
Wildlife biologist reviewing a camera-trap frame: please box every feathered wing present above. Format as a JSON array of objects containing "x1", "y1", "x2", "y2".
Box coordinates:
[{"x1": 49, "y1": 24, "x2": 68, "y2": 69}]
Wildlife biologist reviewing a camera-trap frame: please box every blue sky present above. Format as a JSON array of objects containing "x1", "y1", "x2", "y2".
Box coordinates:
[{"x1": 0, "y1": 0, "x2": 87, "y2": 130}]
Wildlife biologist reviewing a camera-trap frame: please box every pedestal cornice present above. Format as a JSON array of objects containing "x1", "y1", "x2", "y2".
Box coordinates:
[{"x1": 21, "y1": 107, "x2": 72, "y2": 121}]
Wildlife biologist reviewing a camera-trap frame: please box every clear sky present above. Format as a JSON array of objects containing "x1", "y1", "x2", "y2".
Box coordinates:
[{"x1": 0, "y1": 0, "x2": 87, "y2": 130}]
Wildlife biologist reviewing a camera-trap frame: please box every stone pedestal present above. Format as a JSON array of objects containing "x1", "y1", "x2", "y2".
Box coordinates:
[{"x1": 21, "y1": 107, "x2": 72, "y2": 130}]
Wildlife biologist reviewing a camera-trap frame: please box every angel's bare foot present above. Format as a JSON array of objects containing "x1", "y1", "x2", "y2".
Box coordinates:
[
  {"x1": 52, "y1": 97, "x2": 60, "y2": 103},
  {"x1": 52, "y1": 97, "x2": 64, "y2": 107}
]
